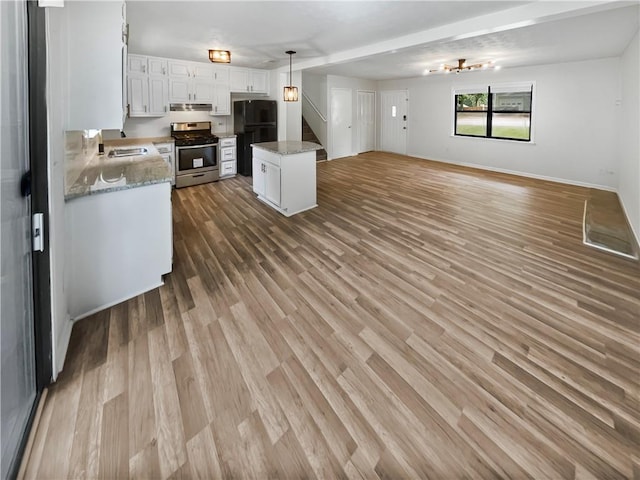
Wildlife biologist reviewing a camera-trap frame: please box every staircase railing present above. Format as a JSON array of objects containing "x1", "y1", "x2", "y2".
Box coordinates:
[
  {"x1": 301, "y1": 90, "x2": 328, "y2": 149},
  {"x1": 302, "y1": 90, "x2": 326, "y2": 123}
]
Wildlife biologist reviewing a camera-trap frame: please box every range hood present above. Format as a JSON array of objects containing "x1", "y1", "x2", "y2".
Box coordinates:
[{"x1": 170, "y1": 103, "x2": 212, "y2": 112}]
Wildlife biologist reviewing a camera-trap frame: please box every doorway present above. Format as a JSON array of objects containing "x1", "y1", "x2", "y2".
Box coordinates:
[
  {"x1": 1, "y1": 1, "x2": 38, "y2": 477},
  {"x1": 379, "y1": 90, "x2": 408, "y2": 155},
  {"x1": 1, "y1": 1, "x2": 52, "y2": 477},
  {"x1": 330, "y1": 88, "x2": 352, "y2": 159},
  {"x1": 357, "y1": 90, "x2": 375, "y2": 153}
]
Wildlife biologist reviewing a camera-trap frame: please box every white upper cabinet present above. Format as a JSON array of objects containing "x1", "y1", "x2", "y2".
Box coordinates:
[
  {"x1": 168, "y1": 60, "x2": 212, "y2": 78},
  {"x1": 212, "y1": 65, "x2": 230, "y2": 84},
  {"x1": 127, "y1": 54, "x2": 270, "y2": 112},
  {"x1": 67, "y1": 0, "x2": 125, "y2": 130},
  {"x1": 128, "y1": 75, "x2": 168, "y2": 117},
  {"x1": 250, "y1": 69, "x2": 269, "y2": 93},
  {"x1": 148, "y1": 77, "x2": 169, "y2": 115},
  {"x1": 191, "y1": 64, "x2": 212, "y2": 78},
  {"x1": 168, "y1": 78, "x2": 214, "y2": 103},
  {"x1": 230, "y1": 68, "x2": 249, "y2": 92},
  {"x1": 211, "y1": 84, "x2": 230, "y2": 116},
  {"x1": 148, "y1": 57, "x2": 168, "y2": 76},
  {"x1": 168, "y1": 78, "x2": 190, "y2": 103},
  {"x1": 128, "y1": 75, "x2": 148, "y2": 116},
  {"x1": 230, "y1": 67, "x2": 269, "y2": 94},
  {"x1": 191, "y1": 79, "x2": 215, "y2": 103},
  {"x1": 168, "y1": 60, "x2": 191, "y2": 78},
  {"x1": 128, "y1": 54, "x2": 147, "y2": 75},
  {"x1": 127, "y1": 54, "x2": 168, "y2": 117}
]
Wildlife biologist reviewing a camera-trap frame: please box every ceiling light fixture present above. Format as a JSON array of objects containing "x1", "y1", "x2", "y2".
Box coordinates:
[
  {"x1": 284, "y1": 50, "x2": 298, "y2": 102},
  {"x1": 209, "y1": 49, "x2": 231, "y2": 63},
  {"x1": 427, "y1": 58, "x2": 498, "y2": 75}
]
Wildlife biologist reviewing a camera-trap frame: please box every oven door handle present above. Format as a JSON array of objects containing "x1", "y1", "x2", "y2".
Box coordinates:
[{"x1": 176, "y1": 143, "x2": 218, "y2": 150}]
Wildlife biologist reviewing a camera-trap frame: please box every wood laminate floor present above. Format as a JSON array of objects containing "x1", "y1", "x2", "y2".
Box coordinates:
[{"x1": 22, "y1": 152, "x2": 640, "y2": 479}]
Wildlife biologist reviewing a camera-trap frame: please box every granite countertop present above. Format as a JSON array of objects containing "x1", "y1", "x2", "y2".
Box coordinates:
[
  {"x1": 252, "y1": 141, "x2": 322, "y2": 155},
  {"x1": 65, "y1": 134, "x2": 173, "y2": 201}
]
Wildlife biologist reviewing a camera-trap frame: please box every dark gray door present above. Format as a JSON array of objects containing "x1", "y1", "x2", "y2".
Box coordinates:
[{"x1": 1, "y1": 0, "x2": 37, "y2": 477}]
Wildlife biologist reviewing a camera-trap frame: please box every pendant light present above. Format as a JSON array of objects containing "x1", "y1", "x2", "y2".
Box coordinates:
[{"x1": 283, "y1": 50, "x2": 298, "y2": 102}]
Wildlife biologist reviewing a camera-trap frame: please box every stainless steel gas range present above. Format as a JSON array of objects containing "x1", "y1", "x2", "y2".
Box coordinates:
[{"x1": 171, "y1": 121, "x2": 219, "y2": 188}]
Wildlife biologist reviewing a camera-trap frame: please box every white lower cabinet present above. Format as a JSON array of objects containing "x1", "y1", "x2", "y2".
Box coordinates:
[
  {"x1": 251, "y1": 146, "x2": 317, "y2": 216},
  {"x1": 65, "y1": 182, "x2": 173, "y2": 320},
  {"x1": 251, "y1": 156, "x2": 279, "y2": 203},
  {"x1": 219, "y1": 137, "x2": 237, "y2": 178},
  {"x1": 264, "y1": 162, "x2": 281, "y2": 206},
  {"x1": 220, "y1": 161, "x2": 236, "y2": 177}
]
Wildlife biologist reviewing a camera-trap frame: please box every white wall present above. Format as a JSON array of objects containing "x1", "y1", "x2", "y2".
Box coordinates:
[
  {"x1": 301, "y1": 72, "x2": 328, "y2": 148},
  {"x1": 45, "y1": 6, "x2": 72, "y2": 378},
  {"x1": 377, "y1": 57, "x2": 621, "y2": 189},
  {"x1": 286, "y1": 71, "x2": 302, "y2": 141},
  {"x1": 274, "y1": 71, "x2": 302, "y2": 141},
  {"x1": 327, "y1": 74, "x2": 377, "y2": 159},
  {"x1": 617, "y1": 30, "x2": 640, "y2": 243},
  {"x1": 302, "y1": 72, "x2": 327, "y2": 117}
]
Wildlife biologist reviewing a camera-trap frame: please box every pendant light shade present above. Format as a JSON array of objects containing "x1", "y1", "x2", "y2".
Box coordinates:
[
  {"x1": 284, "y1": 50, "x2": 298, "y2": 102},
  {"x1": 284, "y1": 86, "x2": 298, "y2": 102}
]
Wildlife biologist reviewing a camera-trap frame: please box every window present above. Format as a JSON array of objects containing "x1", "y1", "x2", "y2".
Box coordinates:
[{"x1": 454, "y1": 83, "x2": 533, "y2": 141}]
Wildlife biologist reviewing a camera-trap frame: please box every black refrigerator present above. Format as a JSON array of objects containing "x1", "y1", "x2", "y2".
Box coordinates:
[{"x1": 234, "y1": 100, "x2": 278, "y2": 176}]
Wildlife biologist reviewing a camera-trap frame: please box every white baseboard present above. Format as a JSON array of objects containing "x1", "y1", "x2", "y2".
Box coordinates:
[
  {"x1": 53, "y1": 314, "x2": 72, "y2": 380},
  {"x1": 617, "y1": 193, "x2": 640, "y2": 255},
  {"x1": 409, "y1": 153, "x2": 618, "y2": 192}
]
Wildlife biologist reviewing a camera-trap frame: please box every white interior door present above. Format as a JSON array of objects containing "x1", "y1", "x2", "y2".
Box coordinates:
[
  {"x1": 380, "y1": 90, "x2": 408, "y2": 155},
  {"x1": 357, "y1": 90, "x2": 375, "y2": 153},
  {"x1": 1, "y1": 1, "x2": 37, "y2": 477},
  {"x1": 330, "y1": 88, "x2": 352, "y2": 159}
]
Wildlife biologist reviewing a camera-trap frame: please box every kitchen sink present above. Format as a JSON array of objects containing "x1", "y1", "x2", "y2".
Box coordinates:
[{"x1": 108, "y1": 147, "x2": 148, "y2": 158}]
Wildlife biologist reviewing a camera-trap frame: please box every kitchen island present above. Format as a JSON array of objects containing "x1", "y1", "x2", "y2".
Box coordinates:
[
  {"x1": 65, "y1": 133, "x2": 173, "y2": 320},
  {"x1": 251, "y1": 141, "x2": 322, "y2": 217}
]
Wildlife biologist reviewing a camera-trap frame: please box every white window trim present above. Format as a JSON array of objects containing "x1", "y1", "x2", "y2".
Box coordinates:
[{"x1": 451, "y1": 81, "x2": 536, "y2": 143}]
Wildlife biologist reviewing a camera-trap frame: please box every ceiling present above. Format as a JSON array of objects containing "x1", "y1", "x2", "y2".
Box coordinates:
[{"x1": 126, "y1": 1, "x2": 640, "y2": 81}]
